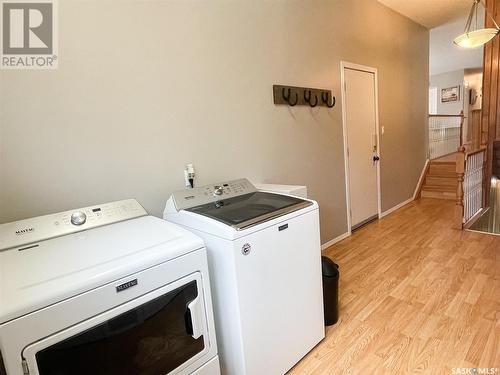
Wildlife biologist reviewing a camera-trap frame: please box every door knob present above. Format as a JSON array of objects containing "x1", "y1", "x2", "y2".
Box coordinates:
[{"x1": 373, "y1": 156, "x2": 380, "y2": 161}]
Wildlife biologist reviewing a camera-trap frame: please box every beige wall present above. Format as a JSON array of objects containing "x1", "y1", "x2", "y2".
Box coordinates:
[
  {"x1": 430, "y1": 69, "x2": 465, "y2": 116},
  {"x1": 465, "y1": 68, "x2": 483, "y2": 112},
  {"x1": 0, "y1": 0, "x2": 428, "y2": 244}
]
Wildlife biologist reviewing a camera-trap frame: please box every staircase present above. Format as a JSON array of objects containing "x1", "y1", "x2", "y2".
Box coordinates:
[{"x1": 421, "y1": 159, "x2": 457, "y2": 200}]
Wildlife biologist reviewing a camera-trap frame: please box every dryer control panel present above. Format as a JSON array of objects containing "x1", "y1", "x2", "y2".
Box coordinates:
[
  {"x1": 172, "y1": 178, "x2": 257, "y2": 211},
  {"x1": 0, "y1": 199, "x2": 147, "y2": 251}
]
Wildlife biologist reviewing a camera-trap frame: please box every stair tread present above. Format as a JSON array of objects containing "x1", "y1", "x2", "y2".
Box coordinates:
[
  {"x1": 423, "y1": 182, "x2": 456, "y2": 187},
  {"x1": 424, "y1": 183, "x2": 457, "y2": 188},
  {"x1": 427, "y1": 172, "x2": 457, "y2": 177},
  {"x1": 426, "y1": 178, "x2": 457, "y2": 182},
  {"x1": 422, "y1": 185, "x2": 456, "y2": 192},
  {"x1": 429, "y1": 166, "x2": 456, "y2": 171},
  {"x1": 428, "y1": 172, "x2": 456, "y2": 177},
  {"x1": 428, "y1": 174, "x2": 456, "y2": 178},
  {"x1": 421, "y1": 189, "x2": 456, "y2": 194},
  {"x1": 429, "y1": 175, "x2": 456, "y2": 179},
  {"x1": 421, "y1": 191, "x2": 456, "y2": 200},
  {"x1": 429, "y1": 165, "x2": 456, "y2": 169},
  {"x1": 422, "y1": 191, "x2": 456, "y2": 195},
  {"x1": 430, "y1": 161, "x2": 456, "y2": 165}
]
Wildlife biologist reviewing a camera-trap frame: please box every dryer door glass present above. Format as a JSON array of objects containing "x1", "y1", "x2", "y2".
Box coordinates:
[{"x1": 35, "y1": 281, "x2": 204, "y2": 375}]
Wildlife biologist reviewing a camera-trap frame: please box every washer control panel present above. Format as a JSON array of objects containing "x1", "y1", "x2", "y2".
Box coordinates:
[
  {"x1": 172, "y1": 178, "x2": 257, "y2": 210},
  {"x1": 0, "y1": 199, "x2": 148, "y2": 251}
]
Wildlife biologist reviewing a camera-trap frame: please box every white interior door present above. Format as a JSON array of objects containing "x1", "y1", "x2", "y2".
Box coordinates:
[{"x1": 343, "y1": 67, "x2": 380, "y2": 229}]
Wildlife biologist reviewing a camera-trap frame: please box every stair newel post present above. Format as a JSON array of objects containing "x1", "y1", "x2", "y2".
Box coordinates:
[{"x1": 455, "y1": 146, "x2": 466, "y2": 229}]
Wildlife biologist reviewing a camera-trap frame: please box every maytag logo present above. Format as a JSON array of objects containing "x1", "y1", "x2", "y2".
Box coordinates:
[
  {"x1": 116, "y1": 279, "x2": 138, "y2": 293},
  {"x1": 15, "y1": 227, "x2": 34, "y2": 235},
  {"x1": 1, "y1": 0, "x2": 58, "y2": 69}
]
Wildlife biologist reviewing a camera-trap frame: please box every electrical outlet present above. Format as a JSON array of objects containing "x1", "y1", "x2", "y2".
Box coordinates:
[{"x1": 185, "y1": 164, "x2": 195, "y2": 188}]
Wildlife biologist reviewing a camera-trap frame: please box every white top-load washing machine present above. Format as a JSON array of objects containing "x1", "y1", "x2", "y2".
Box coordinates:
[
  {"x1": 164, "y1": 179, "x2": 325, "y2": 375},
  {"x1": 0, "y1": 199, "x2": 219, "y2": 375}
]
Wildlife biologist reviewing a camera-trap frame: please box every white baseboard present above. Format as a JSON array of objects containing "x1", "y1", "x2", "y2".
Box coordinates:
[
  {"x1": 321, "y1": 231, "x2": 350, "y2": 250},
  {"x1": 380, "y1": 197, "x2": 414, "y2": 218},
  {"x1": 413, "y1": 159, "x2": 430, "y2": 200}
]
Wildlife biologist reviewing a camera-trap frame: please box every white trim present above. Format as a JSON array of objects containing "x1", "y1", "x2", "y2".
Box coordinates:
[
  {"x1": 340, "y1": 61, "x2": 382, "y2": 235},
  {"x1": 379, "y1": 197, "x2": 414, "y2": 218},
  {"x1": 321, "y1": 232, "x2": 350, "y2": 250},
  {"x1": 413, "y1": 159, "x2": 430, "y2": 200},
  {"x1": 340, "y1": 62, "x2": 352, "y2": 237}
]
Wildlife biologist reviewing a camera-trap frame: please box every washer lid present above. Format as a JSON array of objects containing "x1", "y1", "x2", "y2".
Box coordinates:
[
  {"x1": 0, "y1": 216, "x2": 204, "y2": 324},
  {"x1": 185, "y1": 191, "x2": 312, "y2": 230}
]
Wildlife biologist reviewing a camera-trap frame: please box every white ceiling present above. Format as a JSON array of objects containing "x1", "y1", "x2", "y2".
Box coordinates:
[
  {"x1": 378, "y1": 0, "x2": 484, "y2": 76},
  {"x1": 430, "y1": 15, "x2": 484, "y2": 76},
  {"x1": 378, "y1": 0, "x2": 473, "y2": 29}
]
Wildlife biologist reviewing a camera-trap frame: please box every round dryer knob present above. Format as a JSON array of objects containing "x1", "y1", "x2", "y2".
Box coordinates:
[{"x1": 71, "y1": 211, "x2": 87, "y2": 226}]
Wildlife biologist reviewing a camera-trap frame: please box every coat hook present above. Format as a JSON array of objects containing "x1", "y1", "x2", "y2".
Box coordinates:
[
  {"x1": 309, "y1": 94, "x2": 318, "y2": 107},
  {"x1": 288, "y1": 91, "x2": 299, "y2": 106},
  {"x1": 282, "y1": 87, "x2": 298, "y2": 106},
  {"x1": 304, "y1": 90, "x2": 317, "y2": 107},
  {"x1": 321, "y1": 92, "x2": 335, "y2": 108},
  {"x1": 304, "y1": 90, "x2": 311, "y2": 102},
  {"x1": 282, "y1": 87, "x2": 291, "y2": 101}
]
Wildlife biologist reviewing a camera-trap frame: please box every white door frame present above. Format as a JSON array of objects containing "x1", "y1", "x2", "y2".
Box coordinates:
[{"x1": 340, "y1": 61, "x2": 382, "y2": 234}]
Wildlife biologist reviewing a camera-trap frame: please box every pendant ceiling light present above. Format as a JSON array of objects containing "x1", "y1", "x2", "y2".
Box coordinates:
[{"x1": 454, "y1": 0, "x2": 499, "y2": 48}]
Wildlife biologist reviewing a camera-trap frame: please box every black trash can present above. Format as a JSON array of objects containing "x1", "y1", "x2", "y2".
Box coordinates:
[{"x1": 321, "y1": 256, "x2": 339, "y2": 326}]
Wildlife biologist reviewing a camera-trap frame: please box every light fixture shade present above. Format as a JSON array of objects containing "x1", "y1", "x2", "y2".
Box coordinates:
[{"x1": 454, "y1": 28, "x2": 499, "y2": 48}]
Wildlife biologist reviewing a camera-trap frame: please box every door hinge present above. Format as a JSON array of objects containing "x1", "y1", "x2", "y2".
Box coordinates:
[{"x1": 22, "y1": 359, "x2": 29, "y2": 375}]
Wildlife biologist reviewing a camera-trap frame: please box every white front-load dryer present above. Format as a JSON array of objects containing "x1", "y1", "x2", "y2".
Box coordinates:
[
  {"x1": 0, "y1": 199, "x2": 220, "y2": 375},
  {"x1": 164, "y1": 179, "x2": 325, "y2": 375}
]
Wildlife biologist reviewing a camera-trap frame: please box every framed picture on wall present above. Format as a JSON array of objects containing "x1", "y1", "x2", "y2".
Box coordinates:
[{"x1": 441, "y1": 86, "x2": 460, "y2": 103}]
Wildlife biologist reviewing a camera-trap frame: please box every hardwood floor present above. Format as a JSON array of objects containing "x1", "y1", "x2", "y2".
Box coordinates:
[{"x1": 288, "y1": 198, "x2": 500, "y2": 375}]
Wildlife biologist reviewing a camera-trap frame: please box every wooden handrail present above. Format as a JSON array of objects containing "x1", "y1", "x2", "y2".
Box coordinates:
[
  {"x1": 459, "y1": 110, "x2": 464, "y2": 147},
  {"x1": 466, "y1": 146, "x2": 487, "y2": 157}
]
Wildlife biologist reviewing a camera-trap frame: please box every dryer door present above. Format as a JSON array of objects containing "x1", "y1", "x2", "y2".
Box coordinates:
[{"x1": 21, "y1": 272, "x2": 210, "y2": 375}]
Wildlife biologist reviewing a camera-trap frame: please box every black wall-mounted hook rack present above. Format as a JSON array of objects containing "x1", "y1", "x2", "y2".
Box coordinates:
[{"x1": 273, "y1": 85, "x2": 336, "y2": 108}]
